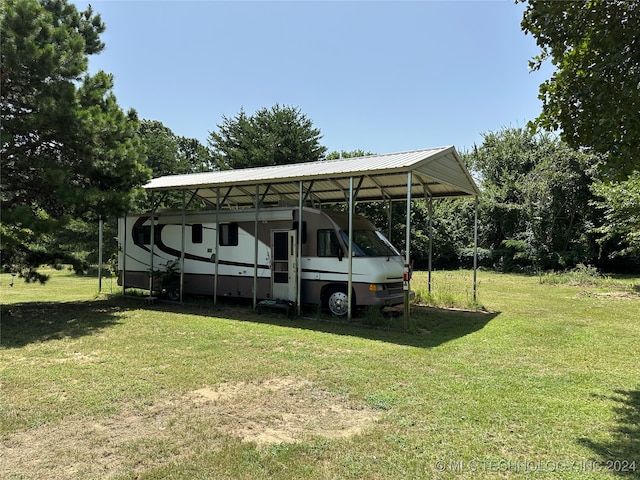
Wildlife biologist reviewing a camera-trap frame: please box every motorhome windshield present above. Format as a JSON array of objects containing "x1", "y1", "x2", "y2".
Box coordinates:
[{"x1": 339, "y1": 230, "x2": 400, "y2": 257}]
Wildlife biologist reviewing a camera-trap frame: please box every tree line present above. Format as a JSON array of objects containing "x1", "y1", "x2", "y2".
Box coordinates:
[{"x1": 1, "y1": 0, "x2": 638, "y2": 281}]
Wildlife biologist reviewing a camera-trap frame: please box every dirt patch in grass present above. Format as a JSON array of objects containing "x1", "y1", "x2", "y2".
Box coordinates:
[
  {"x1": 188, "y1": 377, "x2": 379, "y2": 445},
  {"x1": 1, "y1": 377, "x2": 380, "y2": 479},
  {"x1": 577, "y1": 290, "x2": 640, "y2": 300}
]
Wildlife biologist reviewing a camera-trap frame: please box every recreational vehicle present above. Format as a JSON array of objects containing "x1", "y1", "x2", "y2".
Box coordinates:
[{"x1": 118, "y1": 206, "x2": 408, "y2": 315}]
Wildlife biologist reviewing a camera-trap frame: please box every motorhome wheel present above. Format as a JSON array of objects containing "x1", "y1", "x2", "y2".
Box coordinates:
[
  {"x1": 325, "y1": 287, "x2": 349, "y2": 316},
  {"x1": 164, "y1": 286, "x2": 180, "y2": 302}
]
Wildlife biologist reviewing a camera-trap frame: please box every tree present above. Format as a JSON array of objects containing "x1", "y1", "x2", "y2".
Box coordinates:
[
  {"x1": 521, "y1": 1, "x2": 640, "y2": 261},
  {"x1": 592, "y1": 171, "x2": 640, "y2": 257},
  {"x1": 521, "y1": 0, "x2": 640, "y2": 177},
  {"x1": 1, "y1": 0, "x2": 149, "y2": 280},
  {"x1": 467, "y1": 128, "x2": 600, "y2": 271},
  {"x1": 139, "y1": 120, "x2": 190, "y2": 177},
  {"x1": 177, "y1": 136, "x2": 218, "y2": 173},
  {"x1": 136, "y1": 119, "x2": 217, "y2": 210},
  {"x1": 208, "y1": 104, "x2": 327, "y2": 169},
  {"x1": 326, "y1": 149, "x2": 372, "y2": 160},
  {"x1": 138, "y1": 119, "x2": 216, "y2": 177}
]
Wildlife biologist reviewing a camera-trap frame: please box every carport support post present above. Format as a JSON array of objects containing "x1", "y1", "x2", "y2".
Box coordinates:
[
  {"x1": 180, "y1": 191, "x2": 186, "y2": 302},
  {"x1": 473, "y1": 196, "x2": 478, "y2": 302},
  {"x1": 98, "y1": 215, "x2": 103, "y2": 293},
  {"x1": 404, "y1": 171, "x2": 412, "y2": 330},
  {"x1": 297, "y1": 181, "x2": 303, "y2": 316},
  {"x1": 213, "y1": 187, "x2": 220, "y2": 305},
  {"x1": 387, "y1": 199, "x2": 392, "y2": 240},
  {"x1": 122, "y1": 215, "x2": 127, "y2": 296},
  {"x1": 253, "y1": 185, "x2": 259, "y2": 310},
  {"x1": 428, "y1": 197, "x2": 433, "y2": 294},
  {"x1": 347, "y1": 177, "x2": 354, "y2": 321},
  {"x1": 149, "y1": 191, "x2": 155, "y2": 295}
]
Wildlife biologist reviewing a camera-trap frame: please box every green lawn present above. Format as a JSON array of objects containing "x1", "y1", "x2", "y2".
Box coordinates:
[{"x1": 1, "y1": 269, "x2": 639, "y2": 479}]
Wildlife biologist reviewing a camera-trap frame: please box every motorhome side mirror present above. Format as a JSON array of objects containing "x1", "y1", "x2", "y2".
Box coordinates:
[{"x1": 338, "y1": 248, "x2": 343, "y2": 261}]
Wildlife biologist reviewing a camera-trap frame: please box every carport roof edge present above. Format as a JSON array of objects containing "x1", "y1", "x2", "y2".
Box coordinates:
[{"x1": 144, "y1": 146, "x2": 480, "y2": 206}]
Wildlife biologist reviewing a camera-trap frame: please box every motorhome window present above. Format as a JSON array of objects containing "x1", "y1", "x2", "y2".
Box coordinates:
[
  {"x1": 339, "y1": 229, "x2": 400, "y2": 257},
  {"x1": 375, "y1": 230, "x2": 401, "y2": 255},
  {"x1": 192, "y1": 224, "x2": 203, "y2": 244},
  {"x1": 133, "y1": 226, "x2": 150, "y2": 245},
  {"x1": 273, "y1": 231, "x2": 289, "y2": 260},
  {"x1": 291, "y1": 221, "x2": 307, "y2": 243},
  {"x1": 219, "y1": 223, "x2": 238, "y2": 246},
  {"x1": 317, "y1": 229, "x2": 341, "y2": 257},
  {"x1": 133, "y1": 225, "x2": 161, "y2": 245}
]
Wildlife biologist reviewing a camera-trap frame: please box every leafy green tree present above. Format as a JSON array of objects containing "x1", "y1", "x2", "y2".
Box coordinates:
[
  {"x1": 592, "y1": 172, "x2": 640, "y2": 257},
  {"x1": 177, "y1": 136, "x2": 218, "y2": 173},
  {"x1": 428, "y1": 198, "x2": 479, "y2": 269},
  {"x1": 521, "y1": 1, "x2": 640, "y2": 261},
  {"x1": 138, "y1": 119, "x2": 218, "y2": 177},
  {"x1": 521, "y1": 0, "x2": 640, "y2": 177},
  {"x1": 467, "y1": 128, "x2": 600, "y2": 271},
  {"x1": 0, "y1": 0, "x2": 149, "y2": 280},
  {"x1": 208, "y1": 104, "x2": 327, "y2": 169},
  {"x1": 139, "y1": 120, "x2": 190, "y2": 177},
  {"x1": 326, "y1": 149, "x2": 372, "y2": 160},
  {"x1": 137, "y1": 119, "x2": 217, "y2": 210}
]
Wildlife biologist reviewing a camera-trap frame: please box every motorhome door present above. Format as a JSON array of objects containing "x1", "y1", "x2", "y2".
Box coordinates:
[{"x1": 271, "y1": 230, "x2": 297, "y2": 302}]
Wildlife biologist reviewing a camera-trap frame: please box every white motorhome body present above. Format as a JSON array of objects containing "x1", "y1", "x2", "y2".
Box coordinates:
[{"x1": 118, "y1": 206, "x2": 406, "y2": 315}]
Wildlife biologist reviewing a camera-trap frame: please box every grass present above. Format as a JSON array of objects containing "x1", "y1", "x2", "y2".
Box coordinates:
[
  {"x1": 411, "y1": 270, "x2": 484, "y2": 311},
  {"x1": 1, "y1": 268, "x2": 639, "y2": 479}
]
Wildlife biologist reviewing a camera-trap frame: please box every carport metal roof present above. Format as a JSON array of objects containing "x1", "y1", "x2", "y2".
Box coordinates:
[{"x1": 144, "y1": 146, "x2": 480, "y2": 207}]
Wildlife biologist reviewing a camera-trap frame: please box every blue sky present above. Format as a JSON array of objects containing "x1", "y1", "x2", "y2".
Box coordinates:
[{"x1": 74, "y1": 1, "x2": 553, "y2": 155}]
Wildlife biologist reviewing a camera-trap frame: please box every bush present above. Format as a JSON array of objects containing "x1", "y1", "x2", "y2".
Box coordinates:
[{"x1": 540, "y1": 264, "x2": 604, "y2": 286}]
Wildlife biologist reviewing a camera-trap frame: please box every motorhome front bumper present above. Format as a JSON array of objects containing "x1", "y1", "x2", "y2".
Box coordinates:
[{"x1": 357, "y1": 282, "x2": 414, "y2": 307}]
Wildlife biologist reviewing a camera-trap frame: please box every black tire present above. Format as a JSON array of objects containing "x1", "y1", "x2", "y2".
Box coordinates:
[{"x1": 165, "y1": 285, "x2": 180, "y2": 302}]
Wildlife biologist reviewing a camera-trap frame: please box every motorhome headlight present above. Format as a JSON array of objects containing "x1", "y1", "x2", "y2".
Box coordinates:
[{"x1": 368, "y1": 284, "x2": 385, "y2": 291}]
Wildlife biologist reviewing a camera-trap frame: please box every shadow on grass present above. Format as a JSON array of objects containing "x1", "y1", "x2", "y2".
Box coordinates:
[
  {"x1": 0, "y1": 295, "x2": 498, "y2": 349},
  {"x1": 141, "y1": 298, "x2": 500, "y2": 349},
  {"x1": 579, "y1": 389, "x2": 640, "y2": 477},
  {"x1": 0, "y1": 300, "x2": 123, "y2": 348}
]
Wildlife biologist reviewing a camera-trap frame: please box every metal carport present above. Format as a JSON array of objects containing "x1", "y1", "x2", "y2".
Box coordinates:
[{"x1": 139, "y1": 145, "x2": 480, "y2": 325}]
